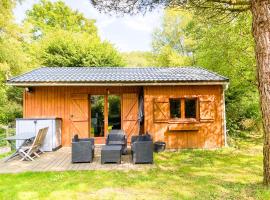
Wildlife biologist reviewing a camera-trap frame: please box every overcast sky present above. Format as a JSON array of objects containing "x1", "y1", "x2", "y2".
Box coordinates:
[{"x1": 13, "y1": 0, "x2": 164, "y2": 52}]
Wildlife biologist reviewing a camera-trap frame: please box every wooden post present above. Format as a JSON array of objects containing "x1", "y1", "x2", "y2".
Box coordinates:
[
  {"x1": 181, "y1": 99, "x2": 185, "y2": 119},
  {"x1": 104, "y1": 94, "x2": 108, "y2": 137}
]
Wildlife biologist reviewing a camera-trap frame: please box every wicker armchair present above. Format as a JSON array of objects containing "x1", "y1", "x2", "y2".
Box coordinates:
[
  {"x1": 106, "y1": 130, "x2": 127, "y2": 154},
  {"x1": 131, "y1": 134, "x2": 153, "y2": 164},
  {"x1": 71, "y1": 135, "x2": 94, "y2": 163}
]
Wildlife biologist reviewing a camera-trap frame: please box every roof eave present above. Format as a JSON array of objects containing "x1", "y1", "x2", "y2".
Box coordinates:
[{"x1": 7, "y1": 80, "x2": 229, "y2": 87}]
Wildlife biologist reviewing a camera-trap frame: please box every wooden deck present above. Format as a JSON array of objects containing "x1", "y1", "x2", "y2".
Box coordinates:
[{"x1": 0, "y1": 146, "x2": 152, "y2": 174}]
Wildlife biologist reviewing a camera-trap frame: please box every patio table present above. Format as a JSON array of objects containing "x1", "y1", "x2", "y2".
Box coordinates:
[
  {"x1": 101, "y1": 145, "x2": 122, "y2": 164},
  {"x1": 3, "y1": 132, "x2": 36, "y2": 162}
]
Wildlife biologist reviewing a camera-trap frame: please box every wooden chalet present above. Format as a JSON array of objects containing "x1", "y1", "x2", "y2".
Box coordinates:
[{"x1": 7, "y1": 67, "x2": 229, "y2": 149}]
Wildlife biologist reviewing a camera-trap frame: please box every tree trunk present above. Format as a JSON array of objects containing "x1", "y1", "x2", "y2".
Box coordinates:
[{"x1": 251, "y1": 0, "x2": 270, "y2": 186}]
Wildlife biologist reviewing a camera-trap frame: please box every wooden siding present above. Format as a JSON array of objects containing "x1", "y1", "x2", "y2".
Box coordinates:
[
  {"x1": 23, "y1": 85, "x2": 225, "y2": 149},
  {"x1": 24, "y1": 86, "x2": 140, "y2": 146},
  {"x1": 144, "y1": 85, "x2": 225, "y2": 149}
]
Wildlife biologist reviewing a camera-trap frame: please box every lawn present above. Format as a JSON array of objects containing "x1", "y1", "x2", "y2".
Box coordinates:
[{"x1": 0, "y1": 134, "x2": 269, "y2": 200}]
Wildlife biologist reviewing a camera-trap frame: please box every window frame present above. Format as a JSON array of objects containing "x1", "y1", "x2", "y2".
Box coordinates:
[
  {"x1": 184, "y1": 98, "x2": 198, "y2": 119},
  {"x1": 169, "y1": 97, "x2": 199, "y2": 123},
  {"x1": 169, "y1": 98, "x2": 181, "y2": 119}
]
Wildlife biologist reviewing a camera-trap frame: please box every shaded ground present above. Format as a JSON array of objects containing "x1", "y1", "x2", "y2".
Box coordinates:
[{"x1": 0, "y1": 134, "x2": 269, "y2": 200}]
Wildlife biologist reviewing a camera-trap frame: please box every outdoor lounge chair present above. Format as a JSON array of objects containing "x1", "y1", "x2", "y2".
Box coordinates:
[
  {"x1": 71, "y1": 135, "x2": 95, "y2": 163},
  {"x1": 106, "y1": 130, "x2": 127, "y2": 154},
  {"x1": 131, "y1": 134, "x2": 153, "y2": 164},
  {"x1": 19, "y1": 127, "x2": 49, "y2": 161}
]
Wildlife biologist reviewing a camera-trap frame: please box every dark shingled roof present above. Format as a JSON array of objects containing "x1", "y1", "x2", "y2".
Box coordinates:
[{"x1": 7, "y1": 67, "x2": 229, "y2": 86}]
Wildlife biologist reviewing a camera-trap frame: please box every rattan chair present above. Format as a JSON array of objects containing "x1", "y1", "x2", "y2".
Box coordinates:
[
  {"x1": 71, "y1": 135, "x2": 95, "y2": 163},
  {"x1": 106, "y1": 130, "x2": 127, "y2": 154},
  {"x1": 131, "y1": 134, "x2": 153, "y2": 164}
]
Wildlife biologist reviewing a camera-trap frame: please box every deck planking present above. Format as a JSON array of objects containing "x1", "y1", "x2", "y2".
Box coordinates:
[{"x1": 0, "y1": 147, "x2": 152, "y2": 174}]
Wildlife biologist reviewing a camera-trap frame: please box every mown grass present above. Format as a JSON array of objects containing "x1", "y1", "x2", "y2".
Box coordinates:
[{"x1": 0, "y1": 134, "x2": 269, "y2": 200}]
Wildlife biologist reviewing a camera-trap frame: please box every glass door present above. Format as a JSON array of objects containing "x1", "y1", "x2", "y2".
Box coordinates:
[
  {"x1": 90, "y1": 95, "x2": 104, "y2": 137},
  {"x1": 108, "y1": 95, "x2": 121, "y2": 133}
]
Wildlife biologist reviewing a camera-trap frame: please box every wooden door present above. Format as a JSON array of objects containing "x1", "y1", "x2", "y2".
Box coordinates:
[
  {"x1": 70, "y1": 94, "x2": 89, "y2": 142},
  {"x1": 122, "y1": 93, "x2": 139, "y2": 143}
]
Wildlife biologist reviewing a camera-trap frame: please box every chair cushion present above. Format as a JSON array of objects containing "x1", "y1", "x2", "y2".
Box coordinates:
[
  {"x1": 107, "y1": 141, "x2": 125, "y2": 145},
  {"x1": 137, "y1": 135, "x2": 152, "y2": 142},
  {"x1": 108, "y1": 133, "x2": 125, "y2": 141}
]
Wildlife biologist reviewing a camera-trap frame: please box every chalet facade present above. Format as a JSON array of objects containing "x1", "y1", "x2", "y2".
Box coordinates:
[{"x1": 7, "y1": 67, "x2": 229, "y2": 149}]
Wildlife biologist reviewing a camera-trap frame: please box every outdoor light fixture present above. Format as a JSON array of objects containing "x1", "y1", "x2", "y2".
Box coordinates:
[{"x1": 25, "y1": 87, "x2": 34, "y2": 93}]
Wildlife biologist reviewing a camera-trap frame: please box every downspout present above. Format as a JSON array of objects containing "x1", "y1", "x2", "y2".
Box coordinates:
[{"x1": 223, "y1": 83, "x2": 229, "y2": 147}]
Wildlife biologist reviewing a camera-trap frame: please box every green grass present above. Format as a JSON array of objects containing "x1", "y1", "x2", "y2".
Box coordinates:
[
  {"x1": 0, "y1": 134, "x2": 269, "y2": 200},
  {"x1": 0, "y1": 151, "x2": 13, "y2": 159}
]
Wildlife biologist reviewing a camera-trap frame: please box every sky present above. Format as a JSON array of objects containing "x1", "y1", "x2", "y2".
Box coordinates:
[{"x1": 13, "y1": 0, "x2": 164, "y2": 52}]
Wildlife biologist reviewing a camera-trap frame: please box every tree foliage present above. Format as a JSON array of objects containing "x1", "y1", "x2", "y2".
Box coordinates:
[
  {"x1": 90, "y1": 0, "x2": 250, "y2": 17},
  {"x1": 26, "y1": 0, "x2": 97, "y2": 38},
  {"x1": 30, "y1": 30, "x2": 124, "y2": 67},
  {"x1": 26, "y1": 0, "x2": 123, "y2": 67},
  {"x1": 152, "y1": 9, "x2": 193, "y2": 55},
  {"x1": 151, "y1": 9, "x2": 193, "y2": 66},
  {"x1": 122, "y1": 51, "x2": 154, "y2": 67}
]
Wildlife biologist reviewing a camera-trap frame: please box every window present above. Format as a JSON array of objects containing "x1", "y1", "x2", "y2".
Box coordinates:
[
  {"x1": 170, "y1": 99, "x2": 181, "y2": 118},
  {"x1": 169, "y1": 98, "x2": 198, "y2": 120},
  {"x1": 185, "y1": 99, "x2": 197, "y2": 118}
]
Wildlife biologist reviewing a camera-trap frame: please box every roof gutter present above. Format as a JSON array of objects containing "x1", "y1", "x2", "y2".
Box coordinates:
[{"x1": 7, "y1": 81, "x2": 229, "y2": 87}]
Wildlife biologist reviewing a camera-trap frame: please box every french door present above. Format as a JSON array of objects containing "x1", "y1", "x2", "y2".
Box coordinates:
[
  {"x1": 90, "y1": 94, "x2": 121, "y2": 143},
  {"x1": 70, "y1": 93, "x2": 139, "y2": 144}
]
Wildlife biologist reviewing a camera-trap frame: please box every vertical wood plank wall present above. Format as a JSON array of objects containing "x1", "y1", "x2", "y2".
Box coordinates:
[
  {"x1": 23, "y1": 85, "x2": 225, "y2": 148},
  {"x1": 144, "y1": 85, "x2": 225, "y2": 149},
  {"x1": 23, "y1": 86, "x2": 140, "y2": 146}
]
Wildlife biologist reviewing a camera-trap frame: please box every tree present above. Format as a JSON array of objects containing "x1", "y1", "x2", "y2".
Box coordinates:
[
  {"x1": 151, "y1": 9, "x2": 193, "y2": 66},
  {"x1": 30, "y1": 30, "x2": 124, "y2": 67},
  {"x1": 152, "y1": 45, "x2": 192, "y2": 66},
  {"x1": 90, "y1": 0, "x2": 270, "y2": 185},
  {"x1": 121, "y1": 51, "x2": 154, "y2": 67},
  {"x1": 26, "y1": 1, "x2": 124, "y2": 67},
  {"x1": 152, "y1": 9, "x2": 193, "y2": 55},
  {"x1": 26, "y1": 0, "x2": 97, "y2": 38}
]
